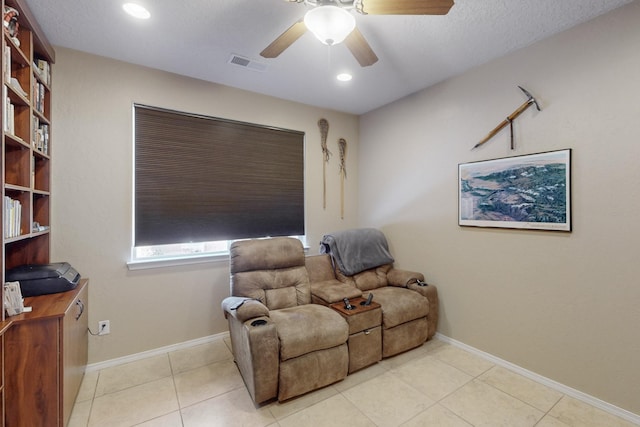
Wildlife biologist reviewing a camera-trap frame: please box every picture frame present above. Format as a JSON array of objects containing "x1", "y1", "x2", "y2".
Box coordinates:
[{"x1": 459, "y1": 149, "x2": 571, "y2": 231}]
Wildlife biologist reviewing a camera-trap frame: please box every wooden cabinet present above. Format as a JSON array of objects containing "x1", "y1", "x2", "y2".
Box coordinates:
[
  {"x1": 0, "y1": 321, "x2": 12, "y2": 426},
  {"x1": 4, "y1": 279, "x2": 88, "y2": 427}
]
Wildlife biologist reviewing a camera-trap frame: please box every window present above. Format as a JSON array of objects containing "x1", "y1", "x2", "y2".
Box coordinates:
[{"x1": 132, "y1": 105, "x2": 305, "y2": 263}]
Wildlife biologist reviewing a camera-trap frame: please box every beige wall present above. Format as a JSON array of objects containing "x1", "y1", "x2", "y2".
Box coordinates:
[
  {"x1": 359, "y1": 2, "x2": 640, "y2": 415},
  {"x1": 50, "y1": 48, "x2": 360, "y2": 364},
  {"x1": 50, "y1": 1, "x2": 640, "y2": 416}
]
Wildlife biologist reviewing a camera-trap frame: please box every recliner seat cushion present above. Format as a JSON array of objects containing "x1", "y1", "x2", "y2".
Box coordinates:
[
  {"x1": 270, "y1": 305, "x2": 349, "y2": 361},
  {"x1": 369, "y1": 287, "x2": 429, "y2": 329}
]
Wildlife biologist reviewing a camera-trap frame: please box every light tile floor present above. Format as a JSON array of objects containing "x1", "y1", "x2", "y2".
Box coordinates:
[{"x1": 69, "y1": 337, "x2": 637, "y2": 427}]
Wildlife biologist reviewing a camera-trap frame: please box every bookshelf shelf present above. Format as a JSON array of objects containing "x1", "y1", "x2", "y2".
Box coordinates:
[{"x1": 4, "y1": 131, "x2": 28, "y2": 148}]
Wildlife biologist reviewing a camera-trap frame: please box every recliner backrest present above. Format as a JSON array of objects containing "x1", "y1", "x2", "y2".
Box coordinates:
[
  {"x1": 230, "y1": 237, "x2": 311, "y2": 310},
  {"x1": 335, "y1": 263, "x2": 392, "y2": 291}
]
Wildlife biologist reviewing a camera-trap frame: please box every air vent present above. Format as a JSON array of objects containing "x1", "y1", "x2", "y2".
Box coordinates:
[{"x1": 228, "y1": 54, "x2": 268, "y2": 72}]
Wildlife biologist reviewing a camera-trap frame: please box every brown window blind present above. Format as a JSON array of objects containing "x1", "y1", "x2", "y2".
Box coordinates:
[{"x1": 134, "y1": 105, "x2": 305, "y2": 247}]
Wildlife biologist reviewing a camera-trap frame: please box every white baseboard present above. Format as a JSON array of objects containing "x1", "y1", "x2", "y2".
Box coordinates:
[
  {"x1": 86, "y1": 331, "x2": 230, "y2": 373},
  {"x1": 435, "y1": 333, "x2": 640, "y2": 425}
]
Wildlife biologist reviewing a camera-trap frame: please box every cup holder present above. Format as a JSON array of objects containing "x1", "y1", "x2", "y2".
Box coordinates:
[{"x1": 251, "y1": 319, "x2": 268, "y2": 327}]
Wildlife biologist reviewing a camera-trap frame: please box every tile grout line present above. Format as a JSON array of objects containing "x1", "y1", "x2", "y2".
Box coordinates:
[
  {"x1": 166, "y1": 353, "x2": 186, "y2": 427},
  {"x1": 334, "y1": 387, "x2": 379, "y2": 427},
  {"x1": 532, "y1": 396, "x2": 567, "y2": 427},
  {"x1": 84, "y1": 370, "x2": 100, "y2": 427}
]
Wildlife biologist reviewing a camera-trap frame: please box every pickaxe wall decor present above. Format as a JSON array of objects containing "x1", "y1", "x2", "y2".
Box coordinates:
[{"x1": 472, "y1": 86, "x2": 541, "y2": 150}]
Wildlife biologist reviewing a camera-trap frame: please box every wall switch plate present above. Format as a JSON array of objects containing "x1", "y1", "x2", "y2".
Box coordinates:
[{"x1": 98, "y1": 320, "x2": 110, "y2": 335}]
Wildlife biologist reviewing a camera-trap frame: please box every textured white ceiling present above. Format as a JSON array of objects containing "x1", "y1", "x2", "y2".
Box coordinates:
[{"x1": 23, "y1": 0, "x2": 634, "y2": 114}]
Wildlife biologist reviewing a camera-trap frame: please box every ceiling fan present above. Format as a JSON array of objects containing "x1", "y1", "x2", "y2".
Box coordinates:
[{"x1": 260, "y1": 0, "x2": 455, "y2": 67}]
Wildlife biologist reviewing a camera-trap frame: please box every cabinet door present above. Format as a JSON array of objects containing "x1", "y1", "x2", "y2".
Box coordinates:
[
  {"x1": 1, "y1": 334, "x2": 4, "y2": 427},
  {"x1": 62, "y1": 284, "x2": 88, "y2": 426},
  {"x1": 5, "y1": 319, "x2": 60, "y2": 427}
]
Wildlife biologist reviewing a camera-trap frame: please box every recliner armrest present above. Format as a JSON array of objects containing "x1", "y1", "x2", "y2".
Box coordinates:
[
  {"x1": 387, "y1": 268, "x2": 425, "y2": 287},
  {"x1": 310, "y1": 279, "x2": 363, "y2": 304},
  {"x1": 222, "y1": 296, "x2": 269, "y2": 322},
  {"x1": 407, "y1": 282, "x2": 439, "y2": 339},
  {"x1": 226, "y1": 309, "x2": 279, "y2": 403}
]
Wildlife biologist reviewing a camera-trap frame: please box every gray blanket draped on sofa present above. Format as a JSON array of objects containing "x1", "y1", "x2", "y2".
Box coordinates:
[{"x1": 320, "y1": 228, "x2": 395, "y2": 276}]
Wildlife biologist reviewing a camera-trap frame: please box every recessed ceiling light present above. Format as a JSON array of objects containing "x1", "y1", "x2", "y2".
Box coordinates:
[
  {"x1": 336, "y1": 73, "x2": 352, "y2": 82},
  {"x1": 123, "y1": 3, "x2": 150, "y2": 19}
]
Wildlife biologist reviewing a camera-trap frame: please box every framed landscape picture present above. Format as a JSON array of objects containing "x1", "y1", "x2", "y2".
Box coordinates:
[{"x1": 459, "y1": 149, "x2": 571, "y2": 231}]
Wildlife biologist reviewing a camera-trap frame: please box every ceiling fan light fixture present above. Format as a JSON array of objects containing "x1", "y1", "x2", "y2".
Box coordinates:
[{"x1": 304, "y1": 5, "x2": 356, "y2": 46}]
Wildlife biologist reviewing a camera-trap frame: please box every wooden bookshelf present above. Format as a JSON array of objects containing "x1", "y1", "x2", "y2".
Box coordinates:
[
  {"x1": 2, "y1": 0, "x2": 54, "y2": 275},
  {"x1": 1, "y1": 1, "x2": 73, "y2": 426}
]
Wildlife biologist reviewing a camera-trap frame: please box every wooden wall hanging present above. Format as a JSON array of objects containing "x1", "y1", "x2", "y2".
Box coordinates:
[
  {"x1": 318, "y1": 118, "x2": 331, "y2": 209},
  {"x1": 338, "y1": 138, "x2": 347, "y2": 219}
]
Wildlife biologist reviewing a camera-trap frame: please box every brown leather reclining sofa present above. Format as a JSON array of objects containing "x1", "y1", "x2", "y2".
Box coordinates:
[{"x1": 222, "y1": 231, "x2": 438, "y2": 404}]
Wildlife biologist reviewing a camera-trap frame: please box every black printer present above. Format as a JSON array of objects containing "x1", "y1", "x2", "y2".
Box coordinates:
[{"x1": 6, "y1": 262, "x2": 81, "y2": 297}]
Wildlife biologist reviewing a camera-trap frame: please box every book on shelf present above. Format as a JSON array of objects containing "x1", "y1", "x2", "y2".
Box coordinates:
[
  {"x1": 34, "y1": 59, "x2": 51, "y2": 86},
  {"x1": 32, "y1": 116, "x2": 49, "y2": 154},
  {"x1": 33, "y1": 81, "x2": 45, "y2": 114},
  {"x1": 3, "y1": 44, "x2": 10, "y2": 81},
  {"x1": 32, "y1": 222, "x2": 49, "y2": 233},
  {"x1": 4, "y1": 196, "x2": 22, "y2": 238},
  {"x1": 3, "y1": 85, "x2": 15, "y2": 135},
  {"x1": 43, "y1": 123, "x2": 49, "y2": 154},
  {"x1": 10, "y1": 77, "x2": 27, "y2": 97},
  {"x1": 3, "y1": 84, "x2": 6, "y2": 131}
]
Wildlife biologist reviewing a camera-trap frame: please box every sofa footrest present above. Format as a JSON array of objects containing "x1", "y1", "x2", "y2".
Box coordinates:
[
  {"x1": 278, "y1": 343, "x2": 348, "y2": 401},
  {"x1": 382, "y1": 316, "x2": 429, "y2": 358}
]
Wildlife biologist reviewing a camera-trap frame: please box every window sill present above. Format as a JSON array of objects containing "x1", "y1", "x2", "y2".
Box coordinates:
[
  {"x1": 127, "y1": 244, "x2": 311, "y2": 271},
  {"x1": 127, "y1": 252, "x2": 229, "y2": 270}
]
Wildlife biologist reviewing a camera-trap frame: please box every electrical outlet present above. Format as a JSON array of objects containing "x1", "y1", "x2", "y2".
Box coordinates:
[{"x1": 98, "y1": 320, "x2": 110, "y2": 336}]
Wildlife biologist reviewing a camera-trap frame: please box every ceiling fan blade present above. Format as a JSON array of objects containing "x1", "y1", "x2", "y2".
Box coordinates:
[
  {"x1": 356, "y1": 0, "x2": 454, "y2": 15},
  {"x1": 344, "y1": 28, "x2": 379, "y2": 67},
  {"x1": 260, "y1": 20, "x2": 307, "y2": 58}
]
